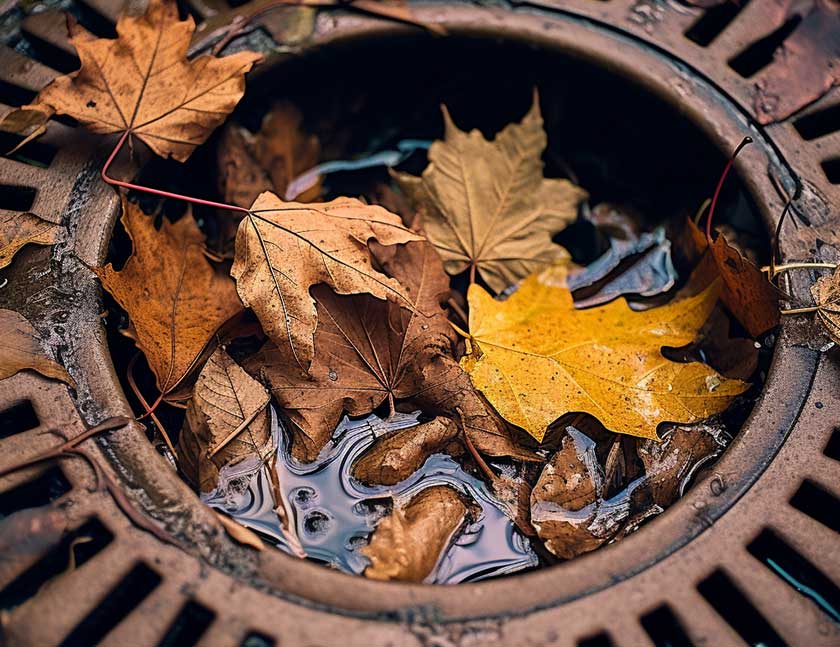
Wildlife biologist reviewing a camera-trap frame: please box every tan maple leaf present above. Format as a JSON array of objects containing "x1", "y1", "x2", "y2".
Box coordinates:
[
  {"x1": 811, "y1": 265, "x2": 840, "y2": 345},
  {"x1": 230, "y1": 191, "x2": 422, "y2": 372},
  {"x1": 96, "y1": 197, "x2": 243, "y2": 395},
  {"x1": 462, "y1": 264, "x2": 749, "y2": 442},
  {"x1": 3, "y1": 0, "x2": 261, "y2": 161},
  {"x1": 0, "y1": 212, "x2": 60, "y2": 269},
  {"x1": 393, "y1": 91, "x2": 587, "y2": 293}
]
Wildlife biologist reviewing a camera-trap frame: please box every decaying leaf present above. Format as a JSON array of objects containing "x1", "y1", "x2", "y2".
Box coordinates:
[
  {"x1": 0, "y1": 309, "x2": 75, "y2": 386},
  {"x1": 180, "y1": 348, "x2": 273, "y2": 493},
  {"x1": 530, "y1": 427, "x2": 621, "y2": 559},
  {"x1": 96, "y1": 198, "x2": 243, "y2": 395},
  {"x1": 230, "y1": 192, "x2": 422, "y2": 372},
  {"x1": 637, "y1": 421, "x2": 728, "y2": 508},
  {"x1": 363, "y1": 486, "x2": 469, "y2": 582},
  {"x1": 462, "y1": 264, "x2": 749, "y2": 442},
  {"x1": 218, "y1": 102, "x2": 321, "y2": 208},
  {"x1": 753, "y1": 0, "x2": 839, "y2": 124},
  {"x1": 0, "y1": 212, "x2": 60, "y2": 269},
  {"x1": 214, "y1": 510, "x2": 264, "y2": 551},
  {"x1": 352, "y1": 417, "x2": 460, "y2": 486},
  {"x1": 394, "y1": 92, "x2": 586, "y2": 292},
  {"x1": 811, "y1": 265, "x2": 840, "y2": 345},
  {"x1": 3, "y1": 0, "x2": 261, "y2": 161},
  {"x1": 688, "y1": 218, "x2": 780, "y2": 338}
]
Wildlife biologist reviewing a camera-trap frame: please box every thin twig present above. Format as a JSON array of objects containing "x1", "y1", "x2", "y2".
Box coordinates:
[
  {"x1": 447, "y1": 297, "x2": 468, "y2": 327},
  {"x1": 127, "y1": 353, "x2": 177, "y2": 459},
  {"x1": 456, "y1": 408, "x2": 496, "y2": 483}
]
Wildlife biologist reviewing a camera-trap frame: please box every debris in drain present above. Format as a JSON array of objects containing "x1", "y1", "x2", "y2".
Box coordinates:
[{"x1": 3, "y1": 0, "x2": 836, "y2": 584}]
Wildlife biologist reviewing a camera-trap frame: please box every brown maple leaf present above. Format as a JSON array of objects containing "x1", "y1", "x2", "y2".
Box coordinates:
[
  {"x1": 0, "y1": 309, "x2": 75, "y2": 386},
  {"x1": 230, "y1": 191, "x2": 422, "y2": 372},
  {"x1": 811, "y1": 265, "x2": 840, "y2": 345},
  {"x1": 393, "y1": 91, "x2": 586, "y2": 292},
  {"x1": 0, "y1": 212, "x2": 60, "y2": 269},
  {"x1": 96, "y1": 197, "x2": 243, "y2": 395},
  {"x1": 2, "y1": 0, "x2": 261, "y2": 161}
]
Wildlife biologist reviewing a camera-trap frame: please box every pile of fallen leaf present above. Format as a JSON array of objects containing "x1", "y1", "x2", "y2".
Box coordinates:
[{"x1": 1, "y1": 0, "x2": 838, "y2": 583}]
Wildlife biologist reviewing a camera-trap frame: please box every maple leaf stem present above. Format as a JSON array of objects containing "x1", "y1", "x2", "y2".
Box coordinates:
[
  {"x1": 469, "y1": 263, "x2": 477, "y2": 285},
  {"x1": 456, "y1": 408, "x2": 497, "y2": 483},
  {"x1": 780, "y1": 305, "x2": 820, "y2": 315},
  {"x1": 705, "y1": 136, "x2": 753, "y2": 242},
  {"x1": 763, "y1": 262, "x2": 838, "y2": 277},
  {"x1": 101, "y1": 130, "x2": 250, "y2": 216}
]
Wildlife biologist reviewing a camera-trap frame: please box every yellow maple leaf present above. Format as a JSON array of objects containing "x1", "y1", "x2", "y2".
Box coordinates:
[
  {"x1": 5, "y1": 0, "x2": 260, "y2": 162},
  {"x1": 461, "y1": 265, "x2": 749, "y2": 442}
]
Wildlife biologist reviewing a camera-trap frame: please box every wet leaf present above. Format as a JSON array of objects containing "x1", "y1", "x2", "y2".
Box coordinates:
[
  {"x1": 362, "y1": 485, "x2": 469, "y2": 582},
  {"x1": 214, "y1": 510, "x2": 264, "y2": 551},
  {"x1": 637, "y1": 421, "x2": 727, "y2": 508},
  {"x1": 393, "y1": 92, "x2": 586, "y2": 292},
  {"x1": 218, "y1": 101, "x2": 321, "y2": 209},
  {"x1": 688, "y1": 218, "x2": 780, "y2": 338},
  {"x1": 530, "y1": 427, "x2": 621, "y2": 559},
  {"x1": 462, "y1": 264, "x2": 749, "y2": 442},
  {"x1": 811, "y1": 265, "x2": 840, "y2": 345},
  {"x1": 753, "y1": 0, "x2": 839, "y2": 124},
  {"x1": 352, "y1": 417, "x2": 460, "y2": 486},
  {"x1": 0, "y1": 309, "x2": 75, "y2": 386},
  {"x1": 180, "y1": 348, "x2": 273, "y2": 493},
  {"x1": 0, "y1": 212, "x2": 60, "y2": 269},
  {"x1": 230, "y1": 192, "x2": 422, "y2": 373},
  {"x1": 4, "y1": 0, "x2": 261, "y2": 161},
  {"x1": 96, "y1": 198, "x2": 243, "y2": 395}
]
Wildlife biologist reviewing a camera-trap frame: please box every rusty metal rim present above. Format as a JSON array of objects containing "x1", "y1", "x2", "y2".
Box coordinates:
[{"x1": 71, "y1": 4, "x2": 819, "y2": 621}]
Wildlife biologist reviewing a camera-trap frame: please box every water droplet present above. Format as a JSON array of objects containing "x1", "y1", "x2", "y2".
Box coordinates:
[
  {"x1": 303, "y1": 510, "x2": 331, "y2": 536},
  {"x1": 291, "y1": 486, "x2": 317, "y2": 508},
  {"x1": 328, "y1": 369, "x2": 338, "y2": 381}
]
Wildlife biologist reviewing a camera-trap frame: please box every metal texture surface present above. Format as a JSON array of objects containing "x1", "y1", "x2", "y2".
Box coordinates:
[{"x1": 0, "y1": 1, "x2": 838, "y2": 645}]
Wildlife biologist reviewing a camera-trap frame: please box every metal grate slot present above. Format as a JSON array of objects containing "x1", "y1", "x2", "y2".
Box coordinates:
[
  {"x1": 790, "y1": 480, "x2": 840, "y2": 535},
  {"x1": 0, "y1": 466, "x2": 70, "y2": 520},
  {"x1": 0, "y1": 518, "x2": 113, "y2": 610},
  {"x1": 241, "y1": 632, "x2": 277, "y2": 647},
  {"x1": 640, "y1": 605, "x2": 694, "y2": 647},
  {"x1": 0, "y1": 132, "x2": 58, "y2": 168},
  {"x1": 820, "y1": 158, "x2": 840, "y2": 184},
  {"x1": 794, "y1": 104, "x2": 840, "y2": 141},
  {"x1": 747, "y1": 529, "x2": 840, "y2": 624},
  {"x1": 697, "y1": 570, "x2": 785, "y2": 647},
  {"x1": 728, "y1": 16, "x2": 803, "y2": 78},
  {"x1": 0, "y1": 79, "x2": 37, "y2": 107},
  {"x1": 156, "y1": 600, "x2": 216, "y2": 647},
  {"x1": 20, "y1": 14, "x2": 81, "y2": 74},
  {"x1": 58, "y1": 562, "x2": 162, "y2": 647},
  {"x1": 824, "y1": 428, "x2": 840, "y2": 462},
  {"x1": 0, "y1": 400, "x2": 40, "y2": 439},
  {"x1": 0, "y1": 184, "x2": 37, "y2": 211},
  {"x1": 684, "y1": 0, "x2": 751, "y2": 47},
  {"x1": 578, "y1": 633, "x2": 614, "y2": 647}
]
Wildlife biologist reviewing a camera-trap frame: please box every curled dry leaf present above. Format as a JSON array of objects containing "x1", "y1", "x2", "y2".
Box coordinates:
[
  {"x1": 688, "y1": 218, "x2": 780, "y2": 338},
  {"x1": 96, "y1": 198, "x2": 243, "y2": 396},
  {"x1": 0, "y1": 309, "x2": 75, "y2": 386},
  {"x1": 218, "y1": 101, "x2": 321, "y2": 209},
  {"x1": 462, "y1": 264, "x2": 749, "y2": 442},
  {"x1": 352, "y1": 417, "x2": 460, "y2": 486},
  {"x1": 230, "y1": 192, "x2": 422, "y2": 373},
  {"x1": 214, "y1": 510, "x2": 264, "y2": 551},
  {"x1": 530, "y1": 428, "x2": 618, "y2": 559},
  {"x1": 393, "y1": 92, "x2": 586, "y2": 292},
  {"x1": 1, "y1": 0, "x2": 260, "y2": 161},
  {"x1": 180, "y1": 348, "x2": 273, "y2": 493},
  {"x1": 637, "y1": 421, "x2": 727, "y2": 508},
  {"x1": 362, "y1": 485, "x2": 469, "y2": 582},
  {"x1": 0, "y1": 212, "x2": 59, "y2": 269},
  {"x1": 811, "y1": 265, "x2": 840, "y2": 345}
]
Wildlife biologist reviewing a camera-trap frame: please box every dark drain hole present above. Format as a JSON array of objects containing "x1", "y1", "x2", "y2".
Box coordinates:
[
  {"x1": 728, "y1": 16, "x2": 803, "y2": 78},
  {"x1": 820, "y1": 158, "x2": 840, "y2": 185},
  {"x1": 156, "y1": 600, "x2": 215, "y2": 647},
  {"x1": 640, "y1": 605, "x2": 693, "y2": 647},
  {"x1": 0, "y1": 132, "x2": 57, "y2": 167},
  {"x1": 824, "y1": 427, "x2": 840, "y2": 462},
  {"x1": 0, "y1": 79, "x2": 37, "y2": 107},
  {"x1": 0, "y1": 466, "x2": 70, "y2": 520},
  {"x1": 18, "y1": 27, "x2": 81, "y2": 75},
  {"x1": 578, "y1": 632, "x2": 614, "y2": 647},
  {"x1": 0, "y1": 184, "x2": 36, "y2": 212},
  {"x1": 790, "y1": 480, "x2": 840, "y2": 534},
  {"x1": 0, "y1": 518, "x2": 112, "y2": 610},
  {"x1": 241, "y1": 631, "x2": 277, "y2": 647},
  {"x1": 58, "y1": 562, "x2": 161, "y2": 647},
  {"x1": 794, "y1": 104, "x2": 840, "y2": 141},
  {"x1": 0, "y1": 400, "x2": 39, "y2": 439},
  {"x1": 748, "y1": 529, "x2": 840, "y2": 624},
  {"x1": 684, "y1": 0, "x2": 751, "y2": 47},
  {"x1": 697, "y1": 570, "x2": 785, "y2": 647}
]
